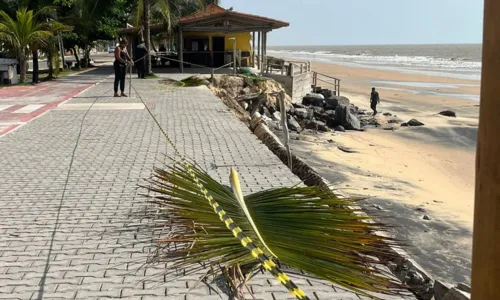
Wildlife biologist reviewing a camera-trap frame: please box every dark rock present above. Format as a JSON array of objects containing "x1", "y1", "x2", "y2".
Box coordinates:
[
  {"x1": 292, "y1": 103, "x2": 306, "y2": 109},
  {"x1": 348, "y1": 104, "x2": 359, "y2": 115},
  {"x1": 261, "y1": 107, "x2": 272, "y2": 118},
  {"x1": 294, "y1": 108, "x2": 313, "y2": 120},
  {"x1": 439, "y1": 110, "x2": 457, "y2": 118},
  {"x1": 327, "y1": 139, "x2": 334, "y2": 143},
  {"x1": 416, "y1": 207, "x2": 426, "y2": 212},
  {"x1": 335, "y1": 125, "x2": 345, "y2": 132},
  {"x1": 325, "y1": 95, "x2": 350, "y2": 110},
  {"x1": 335, "y1": 105, "x2": 361, "y2": 130},
  {"x1": 383, "y1": 112, "x2": 392, "y2": 116},
  {"x1": 442, "y1": 287, "x2": 470, "y2": 300},
  {"x1": 338, "y1": 146, "x2": 358, "y2": 153},
  {"x1": 388, "y1": 119, "x2": 399, "y2": 124},
  {"x1": 434, "y1": 280, "x2": 452, "y2": 300},
  {"x1": 383, "y1": 126, "x2": 396, "y2": 131},
  {"x1": 456, "y1": 283, "x2": 471, "y2": 293},
  {"x1": 295, "y1": 136, "x2": 300, "y2": 140},
  {"x1": 360, "y1": 117, "x2": 380, "y2": 127},
  {"x1": 408, "y1": 118, "x2": 425, "y2": 126},
  {"x1": 312, "y1": 107, "x2": 326, "y2": 121},
  {"x1": 303, "y1": 93, "x2": 326, "y2": 107},
  {"x1": 319, "y1": 89, "x2": 334, "y2": 99},
  {"x1": 287, "y1": 115, "x2": 302, "y2": 132},
  {"x1": 401, "y1": 122, "x2": 409, "y2": 127},
  {"x1": 423, "y1": 215, "x2": 431, "y2": 220},
  {"x1": 267, "y1": 104, "x2": 277, "y2": 114},
  {"x1": 303, "y1": 119, "x2": 329, "y2": 132}
]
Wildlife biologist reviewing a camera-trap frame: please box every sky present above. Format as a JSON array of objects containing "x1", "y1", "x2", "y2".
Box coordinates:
[{"x1": 222, "y1": 0, "x2": 484, "y2": 46}]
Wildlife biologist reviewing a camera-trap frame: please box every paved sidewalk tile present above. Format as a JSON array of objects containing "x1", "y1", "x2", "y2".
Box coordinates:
[{"x1": 0, "y1": 71, "x2": 415, "y2": 299}]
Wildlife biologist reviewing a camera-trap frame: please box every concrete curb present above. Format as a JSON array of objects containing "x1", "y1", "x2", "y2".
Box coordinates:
[{"x1": 250, "y1": 117, "x2": 438, "y2": 300}]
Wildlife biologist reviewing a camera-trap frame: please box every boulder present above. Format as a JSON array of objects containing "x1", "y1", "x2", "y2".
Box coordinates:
[
  {"x1": 408, "y1": 118, "x2": 425, "y2": 126},
  {"x1": 267, "y1": 104, "x2": 277, "y2": 114},
  {"x1": 294, "y1": 108, "x2": 313, "y2": 120},
  {"x1": 439, "y1": 110, "x2": 457, "y2": 117},
  {"x1": 383, "y1": 112, "x2": 393, "y2": 116},
  {"x1": 434, "y1": 280, "x2": 452, "y2": 300},
  {"x1": 325, "y1": 95, "x2": 350, "y2": 110},
  {"x1": 456, "y1": 283, "x2": 471, "y2": 293},
  {"x1": 287, "y1": 115, "x2": 302, "y2": 132},
  {"x1": 292, "y1": 102, "x2": 306, "y2": 109},
  {"x1": 312, "y1": 107, "x2": 327, "y2": 121},
  {"x1": 335, "y1": 105, "x2": 361, "y2": 130},
  {"x1": 442, "y1": 288, "x2": 470, "y2": 300},
  {"x1": 360, "y1": 117, "x2": 380, "y2": 127},
  {"x1": 261, "y1": 107, "x2": 272, "y2": 118},
  {"x1": 272, "y1": 111, "x2": 282, "y2": 122},
  {"x1": 335, "y1": 125, "x2": 346, "y2": 132},
  {"x1": 388, "y1": 119, "x2": 399, "y2": 124},
  {"x1": 324, "y1": 110, "x2": 338, "y2": 128},
  {"x1": 348, "y1": 104, "x2": 359, "y2": 115},
  {"x1": 302, "y1": 93, "x2": 325, "y2": 107},
  {"x1": 319, "y1": 88, "x2": 334, "y2": 99},
  {"x1": 401, "y1": 122, "x2": 409, "y2": 127}
]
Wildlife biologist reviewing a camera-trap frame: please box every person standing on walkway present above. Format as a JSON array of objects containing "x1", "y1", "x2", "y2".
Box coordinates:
[
  {"x1": 114, "y1": 39, "x2": 132, "y2": 97},
  {"x1": 370, "y1": 87, "x2": 380, "y2": 115},
  {"x1": 135, "y1": 43, "x2": 147, "y2": 79}
]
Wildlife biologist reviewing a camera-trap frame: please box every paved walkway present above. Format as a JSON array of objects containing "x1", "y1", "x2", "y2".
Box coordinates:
[
  {"x1": 0, "y1": 68, "x2": 109, "y2": 136},
  {"x1": 0, "y1": 68, "x2": 413, "y2": 299}
]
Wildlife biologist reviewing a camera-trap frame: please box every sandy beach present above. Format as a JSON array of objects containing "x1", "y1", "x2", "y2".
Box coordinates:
[{"x1": 274, "y1": 60, "x2": 479, "y2": 284}]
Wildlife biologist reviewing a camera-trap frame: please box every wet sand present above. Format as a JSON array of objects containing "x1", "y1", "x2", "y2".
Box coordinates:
[{"x1": 274, "y1": 60, "x2": 480, "y2": 284}]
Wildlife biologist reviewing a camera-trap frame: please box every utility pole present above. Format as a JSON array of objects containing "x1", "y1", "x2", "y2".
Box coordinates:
[{"x1": 471, "y1": 0, "x2": 500, "y2": 299}]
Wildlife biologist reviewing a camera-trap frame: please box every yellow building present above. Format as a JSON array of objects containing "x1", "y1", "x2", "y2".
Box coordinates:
[{"x1": 119, "y1": 4, "x2": 289, "y2": 71}]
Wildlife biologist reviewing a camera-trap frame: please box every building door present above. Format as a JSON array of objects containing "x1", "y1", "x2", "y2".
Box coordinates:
[{"x1": 212, "y1": 37, "x2": 225, "y2": 67}]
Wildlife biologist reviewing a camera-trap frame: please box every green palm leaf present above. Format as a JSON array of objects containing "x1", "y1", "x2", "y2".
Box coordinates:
[{"x1": 143, "y1": 159, "x2": 404, "y2": 299}]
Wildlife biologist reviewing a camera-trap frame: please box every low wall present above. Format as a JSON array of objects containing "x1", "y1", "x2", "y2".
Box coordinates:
[{"x1": 265, "y1": 72, "x2": 312, "y2": 104}]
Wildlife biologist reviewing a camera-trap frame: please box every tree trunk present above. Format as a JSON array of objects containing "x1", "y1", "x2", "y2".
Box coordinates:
[
  {"x1": 73, "y1": 47, "x2": 80, "y2": 68},
  {"x1": 471, "y1": 0, "x2": 500, "y2": 299},
  {"x1": 19, "y1": 56, "x2": 27, "y2": 83},
  {"x1": 144, "y1": 0, "x2": 152, "y2": 76},
  {"x1": 32, "y1": 50, "x2": 39, "y2": 84},
  {"x1": 47, "y1": 50, "x2": 54, "y2": 79}
]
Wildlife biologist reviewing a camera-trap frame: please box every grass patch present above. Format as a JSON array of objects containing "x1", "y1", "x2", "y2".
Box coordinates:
[{"x1": 180, "y1": 76, "x2": 208, "y2": 87}]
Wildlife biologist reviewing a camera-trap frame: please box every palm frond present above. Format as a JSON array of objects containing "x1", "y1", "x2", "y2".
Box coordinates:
[{"x1": 143, "y1": 159, "x2": 405, "y2": 299}]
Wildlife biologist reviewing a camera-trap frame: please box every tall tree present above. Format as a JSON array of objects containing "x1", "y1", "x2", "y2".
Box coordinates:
[{"x1": 0, "y1": 8, "x2": 53, "y2": 82}]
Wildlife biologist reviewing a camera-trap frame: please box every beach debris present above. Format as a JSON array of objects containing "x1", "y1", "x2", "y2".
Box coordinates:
[
  {"x1": 302, "y1": 93, "x2": 326, "y2": 107},
  {"x1": 336, "y1": 104, "x2": 361, "y2": 130},
  {"x1": 407, "y1": 118, "x2": 425, "y2": 126},
  {"x1": 287, "y1": 115, "x2": 302, "y2": 132},
  {"x1": 338, "y1": 145, "x2": 358, "y2": 153},
  {"x1": 372, "y1": 204, "x2": 383, "y2": 210},
  {"x1": 383, "y1": 112, "x2": 393, "y2": 116},
  {"x1": 335, "y1": 125, "x2": 346, "y2": 132},
  {"x1": 423, "y1": 215, "x2": 431, "y2": 220},
  {"x1": 439, "y1": 110, "x2": 457, "y2": 117},
  {"x1": 433, "y1": 200, "x2": 444, "y2": 203}
]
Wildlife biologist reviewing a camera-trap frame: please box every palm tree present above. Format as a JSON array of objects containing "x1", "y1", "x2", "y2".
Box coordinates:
[
  {"x1": 134, "y1": 0, "x2": 216, "y2": 75},
  {"x1": 0, "y1": 8, "x2": 52, "y2": 83}
]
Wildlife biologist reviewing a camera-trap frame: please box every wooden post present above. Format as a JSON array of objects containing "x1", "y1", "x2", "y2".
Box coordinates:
[
  {"x1": 279, "y1": 91, "x2": 292, "y2": 170},
  {"x1": 262, "y1": 31, "x2": 267, "y2": 74},
  {"x1": 257, "y1": 31, "x2": 261, "y2": 71},
  {"x1": 179, "y1": 28, "x2": 184, "y2": 73},
  {"x1": 471, "y1": 0, "x2": 500, "y2": 299},
  {"x1": 252, "y1": 31, "x2": 256, "y2": 68}
]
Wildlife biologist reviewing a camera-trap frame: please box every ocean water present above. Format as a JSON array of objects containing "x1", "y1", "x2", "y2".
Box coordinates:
[{"x1": 267, "y1": 44, "x2": 482, "y2": 81}]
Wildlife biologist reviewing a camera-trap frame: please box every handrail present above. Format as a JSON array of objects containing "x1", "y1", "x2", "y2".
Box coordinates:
[{"x1": 313, "y1": 71, "x2": 341, "y2": 97}]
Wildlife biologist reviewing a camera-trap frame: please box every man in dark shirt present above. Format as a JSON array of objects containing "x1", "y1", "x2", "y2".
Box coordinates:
[{"x1": 370, "y1": 87, "x2": 380, "y2": 115}]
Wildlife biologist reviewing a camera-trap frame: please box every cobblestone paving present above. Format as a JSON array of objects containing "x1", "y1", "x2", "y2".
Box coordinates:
[{"x1": 0, "y1": 72, "x2": 414, "y2": 299}]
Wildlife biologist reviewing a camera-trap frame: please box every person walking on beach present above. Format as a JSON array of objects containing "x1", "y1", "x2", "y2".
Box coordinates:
[
  {"x1": 370, "y1": 87, "x2": 380, "y2": 115},
  {"x1": 114, "y1": 39, "x2": 133, "y2": 97}
]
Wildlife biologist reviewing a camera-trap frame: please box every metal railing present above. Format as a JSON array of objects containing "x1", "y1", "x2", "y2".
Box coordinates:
[
  {"x1": 313, "y1": 71, "x2": 341, "y2": 97},
  {"x1": 264, "y1": 58, "x2": 311, "y2": 76}
]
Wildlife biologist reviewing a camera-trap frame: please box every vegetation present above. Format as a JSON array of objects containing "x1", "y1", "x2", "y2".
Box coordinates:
[{"x1": 143, "y1": 159, "x2": 404, "y2": 299}]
